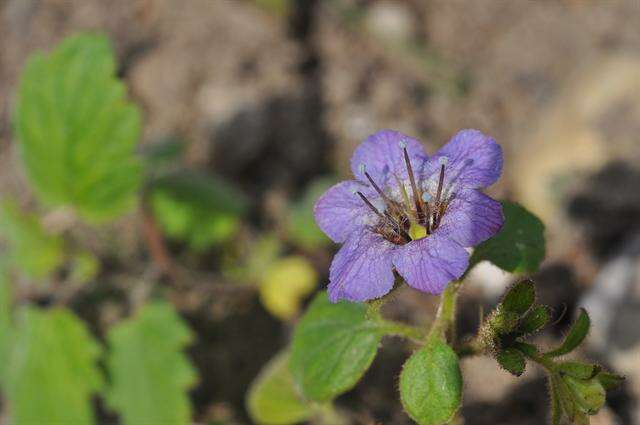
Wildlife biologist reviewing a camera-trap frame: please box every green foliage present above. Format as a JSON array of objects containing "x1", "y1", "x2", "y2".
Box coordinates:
[
  {"x1": 286, "y1": 178, "x2": 333, "y2": 250},
  {"x1": 470, "y1": 201, "x2": 545, "y2": 273},
  {"x1": 106, "y1": 302, "x2": 197, "y2": 425},
  {"x1": 496, "y1": 347, "x2": 526, "y2": 377},
  {"x1": 0, "y1": 267, "x2": 12, "y2": 381},
  {"x1": 597, "y1": 371, "x2": 625, "y2": 391},
  {"x1": 5, "y1": 307, "x2": 103, "y2": 425},
  {"x1": 15, "y1": 33, "x2": 142, "y2": 222},
  {"x1": 545, "y1": 309, "x2": 590, "y2": 358},
  {"x1": 69, "y1": 250, "x2": 100, "y2": 284},
  {"x1": 247, "y1": 350, "x2": 314, "y2": 425},
  {"x1": 150, "y1": 170, "x2": 248, "y2": 251},
  {"x1": 519, "y1": 305, "x2": 551, "y2": 335},
  {"x1": 290, "y1": 292, "x2": 383, "y2": 401},
  {"x1": 501, "y1": 279, "x2": 535, "y2": 316},
  {"x1": 0, "y1": 200, "x2": 64, "y2": 279},
  {"x1": 254, "y1": 0, "x2": 291, "y2": 16},
  {"x1": 399, "y1": 336, "x2": 462, "y2": 425},
  {"x1": 558, "y1": 361, "x2": 600, "y2": 380}
]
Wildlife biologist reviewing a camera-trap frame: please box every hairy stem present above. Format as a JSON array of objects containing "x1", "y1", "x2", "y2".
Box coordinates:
[
  {"x1": 429, "y1": 280, "x2": 462, "y2": 342},
  {"x1": 376, "y1": 320, "x2": 426, "y2": 343}
]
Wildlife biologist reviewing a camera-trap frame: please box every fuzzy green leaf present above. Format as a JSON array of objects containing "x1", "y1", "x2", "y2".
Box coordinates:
[
  {"x1": 497, "y1": 347, "x2": 526, "y2": 377},
  {"x1": 106, "y1": 302, "x2": 197, "y2": 425},
  {"x1": 519, "y1": 305, "x2": 551, "y2": 334},
  {"x1": 596, "y1": 372, "x2": 625, "y2": 391},
  {"x1": 501, "y1": 279, "x2": 535, "y2": 316},
  {"x1": 563, "y1": 375, "x2": 606, "y2": 415},
  {"x1": 5, "y1": 307, "x2": 103, "y2": 425},
  {"x1": 558, "y1": 362, "x2": 600, "y2": 380},
  {"x1": 470, "y1": 202, "x2": 545, "y2": 273},
  {"x1": 290, "y1": 292, "x2": 383, "y2": 401},
  {"x1": 0, "y1": 200, "x2": 64, "y2": 279},
  {"x1": 399, "y1": 336, "x2": 462, "y2": 425},
  {"x1": 15, "y1": 33, "x2": 142, "y2": 222},
  {"x1": 150, "y1": 170, "x2": 248, "y2": 251},
  {"x1": 247, "y1": 350, "x2": 314, "y2": 425},
  {"x1": 546, "y1": 308, "x2": 590, "y2": 357},
  {"x1": 0, "y1": 267, "x2": 12, "y2": 382}
]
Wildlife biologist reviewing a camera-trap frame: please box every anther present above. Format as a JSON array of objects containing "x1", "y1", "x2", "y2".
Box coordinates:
[{"x1": 421, "y1": 192, "x2": 432, "y2": 202}]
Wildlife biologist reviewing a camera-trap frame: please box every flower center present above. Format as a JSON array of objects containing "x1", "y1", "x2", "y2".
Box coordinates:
[{"x1": 356, "y1": 145, "x2": 450, "y2": 245}]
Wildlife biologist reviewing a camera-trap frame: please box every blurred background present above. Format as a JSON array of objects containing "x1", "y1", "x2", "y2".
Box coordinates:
[{"x1": 1, "y1": 0, "x2": 640, "y2": 424}]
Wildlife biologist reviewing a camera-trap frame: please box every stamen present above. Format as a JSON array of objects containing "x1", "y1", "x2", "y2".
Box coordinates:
[
  {"x1": 394, "y1": 174, "x2": 412, "y2": 212},
  {"x1": 433, "y1": 163, "x2": 446, "y2": 225},
  {"x1": 421, "y1": 192, "x2": 432, "y2": 202},
  {"x1": 402, "y1": 147, "x2": 426, "y2": 221},
  {"x1": 364, "y1": 171, "x2": 395, "y2": 211},
  {"x1": 356, "y1": 191, "x2": 383, "y2": 219},
  {"x1": 435, "y1": 163, "x2": 445, "y2": 206}
]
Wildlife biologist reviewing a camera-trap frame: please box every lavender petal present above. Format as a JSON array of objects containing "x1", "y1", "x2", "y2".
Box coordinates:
[
  {"x1": 328, "y1": 230, "x2": 396, "y2": 302},
  {"x1": 393, "y1": 234, "x2": 469, "y2": 294}
]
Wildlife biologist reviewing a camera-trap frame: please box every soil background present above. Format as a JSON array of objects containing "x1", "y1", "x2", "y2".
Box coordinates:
[{"x1": 2, "y1": 1, "x2": 640, "y2": 424}]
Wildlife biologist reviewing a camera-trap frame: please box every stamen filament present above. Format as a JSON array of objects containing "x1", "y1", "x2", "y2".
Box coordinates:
[
  {"x1": 356, "y1": 191, "x2": 383, "y2": 218},
  {"x1": 394, "y1": 175, "x2": 413, "y2": 213},
  {"x1": 402, "y1": 147, "x2": 426, "y2": 222},
  {"x1": 357, "y1": 191, "x2": 410, "y2": 241},
  {"x1": 433, "y1": 163, "x2": 446, "y2": 225},
  {"x1": 364, "y1": 171, "x2": 395, "y2": 212}
]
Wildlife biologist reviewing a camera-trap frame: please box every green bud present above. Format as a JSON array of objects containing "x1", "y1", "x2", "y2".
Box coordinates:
[{"x1": 518, "y1": 305, "x2": 550, "y2": 335}]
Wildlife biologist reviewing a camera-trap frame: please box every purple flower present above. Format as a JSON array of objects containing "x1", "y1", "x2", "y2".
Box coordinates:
[{"x1": 314, "y1": 129, "x2": 504, "y2": 302}]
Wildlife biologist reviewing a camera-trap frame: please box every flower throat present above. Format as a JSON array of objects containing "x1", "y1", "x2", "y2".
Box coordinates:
[{"x1": 355, "y1": 144, "x2": 450, "y2": 246}]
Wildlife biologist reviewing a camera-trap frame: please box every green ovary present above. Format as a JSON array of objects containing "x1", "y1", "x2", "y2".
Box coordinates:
[{"x1": 408, "y1": 222, "x2": 428, "y2": 241}]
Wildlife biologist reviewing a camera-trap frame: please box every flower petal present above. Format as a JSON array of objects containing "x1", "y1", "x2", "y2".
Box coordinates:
[
  {"x1": 393, "y1": 234, "x2": 468, "y2": 294},
  {"x1": 350, "y1": 129, "x2": 428, "y2": 186},
  {"x1": 328, "y1": 230, "x2": 396, "y2": 302},
  {"x1": 436, "y1": 189, "x2": 504, "y2": 247},
  {"x1": 425, "y1": 129, "x2": 502, "y2": 189},
  {"x1": 314, "y1": 180, "x2": 377, "y2": 243}
]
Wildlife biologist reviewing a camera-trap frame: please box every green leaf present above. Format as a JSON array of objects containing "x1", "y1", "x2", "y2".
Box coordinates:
[
  {"x1": 558, "y1": 362, "x2": 600, "y2": 380},
  {"x1": 0, "y1": 267, "x2": 13, "y2": 382},
  {"x1": 501, "y1": 279, "x2": 535, "y2": 316},
  {"x1": 518, "y1": 305, "x2": 551, "y2": 334},
  {"x1": 596, "y1": 371, "x2": 625, "y2": 391},
  {"x1": 496, "y1": 347, "x2": 526, "y2": 377},
  {"x1": 399, "y1": 336, "x2": 462, "y2": 425},
  {"x1": 247, "y1": 350, "x2": 314, "y2": 425},
  {"x1": 290, "y1": 292, "x2": 383, "y2": 401},
  {"x1": 286, "y1": 178, "x2": 334, "y2": 249},
  {"x1": 68, "y1": 250, "x2": 100, "y2": 284},
  {"x1": 0, "y1": 199, "x2": 64, "y2": 279},
  {"x1": 15, "y1": 33, "x2": 142, "y2": 222},
  {"x1": 106, "y1": 302, "x2": 197, "y2": 425},
  {"x1": 470, "y1": 201, "x2": 545, "y2": 273},
  {"x1": 150, "y1": 170, "x2": 248, "y2": 251},
  {"x1": 5, "y1": 307, "x2": 103, "y2": 425},
  {"x1": 563, "y1": 375, "x2": 606, "y2": 415},
  {"x1": 545, "y1": 308, "x2": 590, "y2": 357}
]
